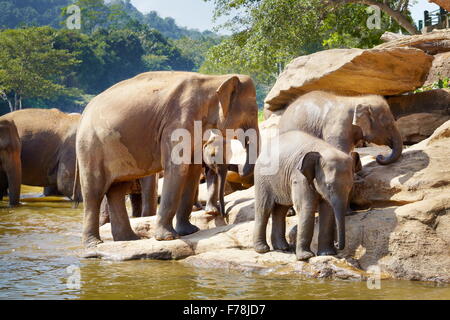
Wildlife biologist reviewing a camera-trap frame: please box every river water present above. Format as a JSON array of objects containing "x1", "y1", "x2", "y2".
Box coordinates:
[{"x1": 0, "y1": 186, "x2": 448, "y2": 300}]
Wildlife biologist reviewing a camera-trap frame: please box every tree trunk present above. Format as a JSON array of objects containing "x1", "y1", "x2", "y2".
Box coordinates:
[
  {"x1": 0, "y1": 91, "x2": 13, "y2": 113},
  {"x1": 330, "y1": 0, "x2": 420, "y2": 35}
]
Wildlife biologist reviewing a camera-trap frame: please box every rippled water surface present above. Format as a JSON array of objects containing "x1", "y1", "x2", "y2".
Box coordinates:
[{"x1": 0, "y1": 186, "x2": 449, "y2": 300}]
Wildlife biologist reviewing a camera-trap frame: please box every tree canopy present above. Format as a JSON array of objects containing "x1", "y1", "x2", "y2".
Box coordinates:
[
  {"x1": 201, "y1": 0, "x2": 418, "y2": 104},
  {"x1": 0, "y1": 0, "x2": 220, "y2": 114},
  {"x1": 0, "y1": 27, "x2": 79, "y2": 112}
]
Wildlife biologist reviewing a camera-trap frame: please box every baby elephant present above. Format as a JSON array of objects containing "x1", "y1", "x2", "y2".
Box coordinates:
[{"x1": 253, "y1": 131, "x2": 355, "y2": 261}]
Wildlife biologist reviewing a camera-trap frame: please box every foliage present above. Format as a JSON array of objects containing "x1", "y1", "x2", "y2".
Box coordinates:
[
  {"x1": 0, "y1": 0, "x2": 222, "y2": 114},
  {"x1": 0, "y1": 0, "x2": 71, "y2": 29},
  {"x1": 173, "y1": 36, "x2": 223, "y2": 71},
  {"x1": 414, "y1": 78, "x2": 450, "y2": 93},
  {"x1": 0, "y1": 27, "x2": 79, "y2": 112}
]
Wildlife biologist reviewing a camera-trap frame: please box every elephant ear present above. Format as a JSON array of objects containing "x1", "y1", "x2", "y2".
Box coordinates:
[
  {"x1": 216, "y1": 76, "x2": 240, "y2": 120},
  {"x1": 298, "y1": 151, "x2": 321, "y2": 185},
  {"x1": 351, "y1": 151, "x2": 362, "y2": 173},
  {"x1": 354, "y1": 104, "x2": 373, "y2": 132}
]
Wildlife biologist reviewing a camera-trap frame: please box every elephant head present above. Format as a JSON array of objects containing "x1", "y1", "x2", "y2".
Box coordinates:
[
  {"x1": 0, "y1": 120, "x2": 21, "y2": 206},
  {"x1": 212, "y1": 75, "x2": 260, "y2": 178},
  {"x1": 353, "y1": 96, "x2": 403, "y2": 165},
  {"x1": 299, "y1": 150, "x2": 355, "y2": 250}
]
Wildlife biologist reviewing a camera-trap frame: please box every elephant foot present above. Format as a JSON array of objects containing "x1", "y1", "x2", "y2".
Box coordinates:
[
  {"x1": 296, "y1": 249, "x2": 315, "y2": 261},
  {"x1": 317, "y1": 247, "x2": 337, "y2": 256},
  {"x1": 175, "y1": 222, "x2": 199, "y2": 236},
  {"x1": 204, "y1": 203, "x2": 220, "y2": 216},
  {"x1": 155, "y1": 224, "x2": 179, "y2": 241},
  {"x1": 254, "y1": 241, "x2": 270, "y2": 254},
  {"x1": 112, "y1": 230, "x2": 140, "y2": 242},
  {"x1": 82, "y1": 234, "x2": 103, "y2": 248},
  {"x1": 8, "y1": 202, "x2": 20, "y2": 208},
  {"x1": 272, "y1": 237, "x2": 290, "y2": 252}
]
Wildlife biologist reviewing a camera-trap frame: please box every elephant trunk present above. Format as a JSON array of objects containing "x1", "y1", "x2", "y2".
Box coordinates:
[
  {"x1": 376, "y1": 126, "x2": 403, "y2": 165},
  {"x1": 218, "y1": 166, "x2": 227, "y2": 218},
  {"x1": 238, "y1": 126, "x2": 260, "y2": 178},
  {"x1": 333, "y1": 200, "x2": 347, "y2": 251},
  {"x1": 6, "y1": 151, "x2": 21, "y2": 206}
]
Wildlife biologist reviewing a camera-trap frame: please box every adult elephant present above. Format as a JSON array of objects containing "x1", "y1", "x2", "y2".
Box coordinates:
[
  {"x1": 278, "y1": 91, "x2": 403, "y2": 165},
  {"x1": 76, "y1": 71, "x2": 260, "y2": 247},
  {"x1": 0, "y1": 120, "x2": 21, "y2": 206},
  {"x1": 0, "y1": 109, "x2": 81, "y2": 200}
]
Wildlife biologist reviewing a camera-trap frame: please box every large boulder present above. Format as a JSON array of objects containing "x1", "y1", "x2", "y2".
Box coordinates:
[
  {"x1": 264, "y1": 47, "x2": 433, "y2": 112},
  {"x1": 425, "y1": 52, "x2": 450, "y2": 85},
  {"x1": 396, "y1": 113, "x2": 450, "y2": 144},
  {"x1": 387, "y1": 89, "x2": 450, "y2": 118},
  {"x1": 377, "y1": 29, "x2": 450, "y2": 55}
]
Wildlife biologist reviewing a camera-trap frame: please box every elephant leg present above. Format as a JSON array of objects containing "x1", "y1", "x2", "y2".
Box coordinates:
[
  {"x1": 271, "y1": 204, "x2": 289, "y2": 251},
  {"x1": 292, "y1": 182, "x2": 317, "y2": 261},
  {"x1": 43, "y1": 186, "x2": 61, "y2": 196},
  {"x1": 6, "y1": 160, "x2": 21, "y2": 207},
  {"x1": 140, "y1": 174, "x2": 158, "y2": 217},
  {"x1": 217, "y1": 165, "x2": 228, "y2": 218},
  {"x1": 155, "y1": 163, "x2": 191, "y2": 241},
  {"x1": 130, "y1": 193, "x2": 142, "y2": 218},
  {"x1": 253, "y1": 187, "x2": 273, "y2": 254},
  {"x1": 0, "y1": 171, "x2": 7, "y2": 201},
  {"x1": 192, "y1": 186, "x2": 203, "y2": 211},
  {"x1": 99, "y1": 197, "x2": 110, "y2": 226},
  {"x1": 80, "y1": 163, "x2": 109, "y2": 248},
  {"x1": 318, "y1": 201, "x2": 337, "y2": 256},
  {"x1": 175, "y1": 164, "x2": 202, "y2": 236},
  {"x1": 1, "y1": 150, "x2": 21, "y2": 206},
  {"x1": 204, "y1": 167, "x2": 220, "y2": 215},
  {"x1": 107, "y1": 182, "x2": 140, "y2": 242}
]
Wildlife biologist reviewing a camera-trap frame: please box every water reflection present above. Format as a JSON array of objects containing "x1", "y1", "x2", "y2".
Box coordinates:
[{"x1": 0, "y1": 186, "x2": 448, "y2": 300}]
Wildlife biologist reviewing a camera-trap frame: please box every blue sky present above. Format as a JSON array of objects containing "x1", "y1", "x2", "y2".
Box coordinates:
[{"x1": 130, "y1": 0, "x2": 440, "y2": 33}]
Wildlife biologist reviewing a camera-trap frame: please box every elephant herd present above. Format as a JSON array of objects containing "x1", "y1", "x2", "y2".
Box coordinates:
[{"x1": 0, "y1": 71, "x2": 402, "y2": 261}]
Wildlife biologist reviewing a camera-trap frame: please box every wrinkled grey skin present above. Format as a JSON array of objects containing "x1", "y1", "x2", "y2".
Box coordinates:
[
  {"x1": 279, "y1": 91, "x2": 403, "y2": 165},
  {"x1": 0, "y1": 120, "x2": 21, "y2": 206},
  {"x1": 0, "y1": 109, "x2": 81, "y2": 201},
  {"x1": 253, "y1": 131, "x2": 355, "y2": 261},
  {"x1": 202, "y1": 136, "x2": 254, "y2": 217},
  {"x1": 76, "y1": 72, "x2": 259, "y2": 247}
]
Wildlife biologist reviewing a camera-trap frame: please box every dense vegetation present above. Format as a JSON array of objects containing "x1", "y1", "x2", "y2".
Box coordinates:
[
  {"x1": 0, "y1": 0, "x2": 221, "y2": 114},
  {"x1": 0, "y1": 0, "x2": 421, "y2": 114}
]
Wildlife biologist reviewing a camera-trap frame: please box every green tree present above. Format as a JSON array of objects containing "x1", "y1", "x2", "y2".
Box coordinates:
[
  {"x1": 201, "y1": 0, "x2": 416, "y2": 104},
  {"x1": 0, "y1": 27, "x2": 79, "y2": 112},
  {"x1": 173, "y1": 36, "x2": 223, "y2": 71}
]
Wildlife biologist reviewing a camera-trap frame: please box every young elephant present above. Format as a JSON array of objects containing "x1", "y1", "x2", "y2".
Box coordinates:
[
  {"x1": 0, "y1": 120, "x2": 21, "y2": 206},
  {"x1": 253, "y1": 131, "x2": 355, "y2": 261}
]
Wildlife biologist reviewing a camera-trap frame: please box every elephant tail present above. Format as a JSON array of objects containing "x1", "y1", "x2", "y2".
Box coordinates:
[{"x1": 72, "y1": 158, "x2": 81, "y2": 208}]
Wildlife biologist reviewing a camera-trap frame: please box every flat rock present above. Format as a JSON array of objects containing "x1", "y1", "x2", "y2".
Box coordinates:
[{"x1": 264, "y1": 47, "x2": 433, "y2": 111}]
